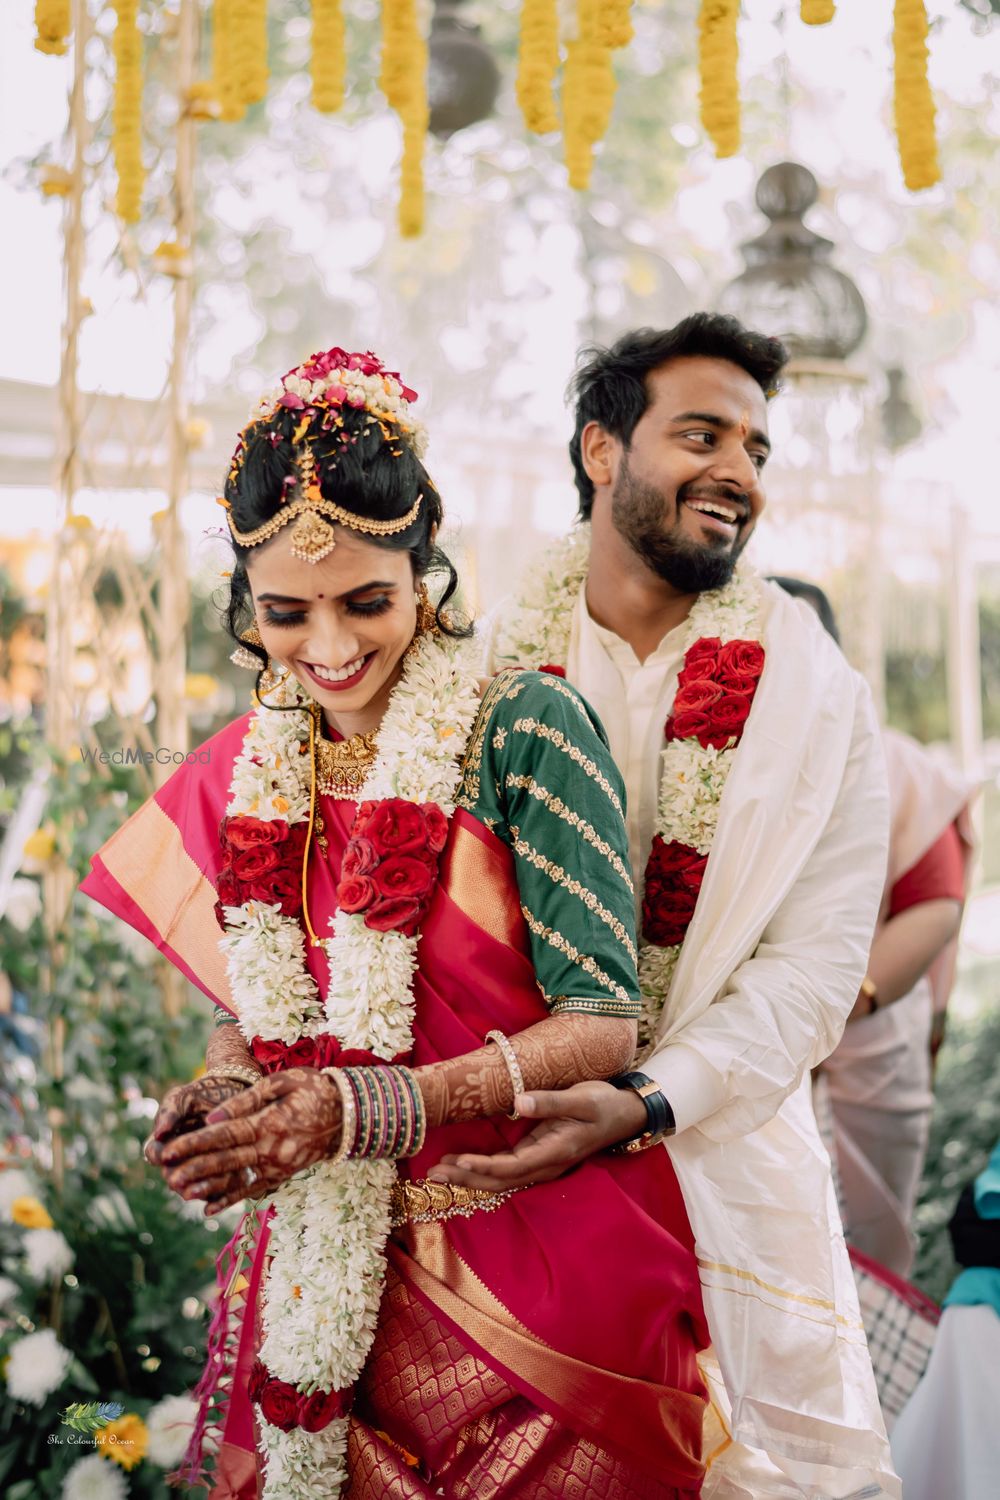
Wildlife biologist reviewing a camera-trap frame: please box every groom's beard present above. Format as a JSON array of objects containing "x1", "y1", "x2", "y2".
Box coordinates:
[{"x1": 610, "y1": 461, "x2": 750, "y2": 594}]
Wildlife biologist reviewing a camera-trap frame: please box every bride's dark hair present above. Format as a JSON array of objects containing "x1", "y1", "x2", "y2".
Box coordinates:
[{"x1": 223, "y1": 398, "x2": 471, "y2": 684}]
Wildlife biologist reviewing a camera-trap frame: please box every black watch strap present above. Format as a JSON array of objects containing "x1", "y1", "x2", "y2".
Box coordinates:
[{"x1": 608, "y1": 1071, "x2": 676, "y2": 1152}]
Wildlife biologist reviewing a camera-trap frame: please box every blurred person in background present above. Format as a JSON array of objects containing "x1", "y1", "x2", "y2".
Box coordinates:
[{"x1": 773, "y1": 575, "x2": 977, "y2": 1277}]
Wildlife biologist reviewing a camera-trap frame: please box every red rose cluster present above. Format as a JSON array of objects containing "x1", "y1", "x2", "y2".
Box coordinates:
[
  {"x1": 279, "y1": 348, "x2": 418, "y2": 408},
  {"x1": 666, "y1": 637, "x2": 765, "y2": 751},
  {"x1": 214, "y1": 817, "x2": 309, "y2": 929},
  {"x1": 641, "y1": 836, "x2": 708, "y2": 947},
  {"x1": 336, "y1": 798, "x2": 448, "y2": 937},
  {"x1": 250, "y1": 1034, "x2": 396, "y2": 1075},
  {"x1": 249, "y1": 1360, "x2": 353, "y2": 1433}
]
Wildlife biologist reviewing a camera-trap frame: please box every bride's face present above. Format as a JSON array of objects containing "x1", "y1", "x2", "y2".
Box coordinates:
[{"x1": 246, "y1": 525, "x2": 419, "y2": 733}]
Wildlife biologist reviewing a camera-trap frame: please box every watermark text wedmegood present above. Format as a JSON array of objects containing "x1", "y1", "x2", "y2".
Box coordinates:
[{"x1": 77, "y1": 746, "x2": 211, "y2": 767}]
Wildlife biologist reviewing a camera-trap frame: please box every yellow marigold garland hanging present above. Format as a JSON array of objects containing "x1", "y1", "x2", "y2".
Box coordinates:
[
  {"x1": 594, "y1": 0, "x2": 633, "y2": 50},
  {"x1": 893, "y1": 0, "x2": 940, "y2": 191},
  {"x1": 380, "y1": 1, "x2": 429, "y2": 238},
  {"x1": 800, "y1": 0, "x2": 835, "y2": 23},
  {"x1": 213, "y1": 0, "x2": 245, "y2": 123},
  {"x1": 112, "y1": 0, "x2": 144, "y2": 223},
  {"x1": 698, "y1": 0, "x2": 740, "y2": 159},
  {"x1": 311, "y1": 0, "x2": 346, "y2": 114},
  {"x1": 34, "y1": 0, "x2": 71, "y2": 56},
  {"x1": 562, "y1": 0, "x2": 629, "y2": 191},
  {"x1": 516, "y1": 0, "x2": 560, "y2": 135},
  {"x1": 241, "y1": 0, "x2": 270, "y2": 108}
]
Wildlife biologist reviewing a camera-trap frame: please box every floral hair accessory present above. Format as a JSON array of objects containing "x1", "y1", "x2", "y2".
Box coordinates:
[{"x1": 226, "y1": 347, "x2": 428, "y2": 564}]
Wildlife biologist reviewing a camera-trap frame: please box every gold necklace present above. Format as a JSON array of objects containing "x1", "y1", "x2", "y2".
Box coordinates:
[{"x1": 314, "y1": 722, "x2": 379, "y2": 798}]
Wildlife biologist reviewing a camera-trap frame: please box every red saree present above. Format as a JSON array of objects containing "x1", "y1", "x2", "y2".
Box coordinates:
[{"x1": 82, "y1": 714, "x2": 709, "y2": 1497}]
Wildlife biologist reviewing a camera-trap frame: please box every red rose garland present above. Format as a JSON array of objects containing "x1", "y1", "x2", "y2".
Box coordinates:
[
  {"x1": 641, "y1": 636, "x2": 764, "y2": 947},
  {"x1": 216, "y1": 794, "x2": 451, "y2": 1439}
]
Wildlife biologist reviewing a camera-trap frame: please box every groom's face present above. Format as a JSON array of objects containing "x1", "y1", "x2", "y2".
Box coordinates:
[{"x1": 599, "y1": 356, "x2": 771, "y2": 592}]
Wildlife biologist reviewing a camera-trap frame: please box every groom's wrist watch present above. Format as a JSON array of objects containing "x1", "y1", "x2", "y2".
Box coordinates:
[{"x1": 608, "y1": 1071, "x2": 676, "y2": 1154}]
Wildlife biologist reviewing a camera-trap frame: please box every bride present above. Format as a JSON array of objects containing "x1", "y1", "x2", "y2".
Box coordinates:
[{"x1": 83, "y1": 347, "x2": 709, "y2": 1499}]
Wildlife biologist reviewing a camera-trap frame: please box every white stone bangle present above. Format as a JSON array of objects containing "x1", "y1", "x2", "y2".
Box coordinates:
[
  {"x1": 485, "y1": 1029, "x2": 525, "y2": 1120},
  {"x1": 323, "y1": 1068, "x2": 358, "y2": 1163}
]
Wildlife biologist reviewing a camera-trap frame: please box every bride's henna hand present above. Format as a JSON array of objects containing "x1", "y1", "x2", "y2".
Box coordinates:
[
  {"x1": 159, "y1": 1067, "x2": 342, "y2": 1213},
  {"x1": 414, "y1": 1015, "x2": 635, "y2": 1127},
  {"x1": 144, "y1": 1076, "x2": 246, "y2": 1167}
]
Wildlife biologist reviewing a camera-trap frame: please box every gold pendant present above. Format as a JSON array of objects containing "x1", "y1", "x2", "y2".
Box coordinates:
[{"x1": 314, "y1": 729, "x2": 379, "y2": 798}]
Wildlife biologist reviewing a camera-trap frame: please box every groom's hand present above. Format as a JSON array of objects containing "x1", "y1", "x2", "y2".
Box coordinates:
[{"x1": 426, "y1": 1080, "x2": 647, "y2": 1191}]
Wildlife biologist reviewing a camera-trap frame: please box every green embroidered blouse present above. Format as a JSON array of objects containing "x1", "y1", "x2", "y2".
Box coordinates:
[{"x1": 455, "y1": 669, "x2": 641, "y2": 1021}]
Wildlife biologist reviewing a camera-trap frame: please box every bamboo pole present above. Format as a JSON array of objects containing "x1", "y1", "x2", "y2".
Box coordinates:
[{"x1": 156, "y1": 0, "x2": 198, "y2": 796}]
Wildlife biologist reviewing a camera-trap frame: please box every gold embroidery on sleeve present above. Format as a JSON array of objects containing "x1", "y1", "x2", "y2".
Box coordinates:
[
  {"x1": 504, "y1": 774, "x2": 633, "y2": 892},
  {"x1": 520, "y1": 906, "x2": 633, "y2": 1006},
  {"x1": 511, "y1": 718, "x2": 624, "y2": 817},
  {"x1": 550, "y1": 994, "x2": 641, "y2": 1018},
  {"x1": 456, "y1": 669, "x2": 521, "y2": 810},
  {"x1": 511, "y1": 832, "x2": 638, "y2": 966}
]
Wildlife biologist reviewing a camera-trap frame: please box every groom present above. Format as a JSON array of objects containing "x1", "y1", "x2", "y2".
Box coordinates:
[{"x1": 434, "y1": 314, "x2": 899, "y2": 1497}]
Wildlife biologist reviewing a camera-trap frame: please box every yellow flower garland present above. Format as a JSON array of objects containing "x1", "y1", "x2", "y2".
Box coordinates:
[
  {"x1": 242, "y1": 0, "x2": 270, "y2": 108},
  {"x1": 516, "y1": 0, "x2": 559, "y2": 135},
  {"x1": 800, "y1": 0, "x2": 835, "y2": 23},
  {"x1": 562, "y1": 0, "x2": 629, "y2": 192},
  {"x1": 893, "y1": 0, "x2": 940, "y2": 191},
  {"x1": 698, "y1": 0, "x2": 740, "y2": 160},
  {"x1": 311, "y1": 0, "x2": 346, "y2": 114},
  {"x1": 380, "y1": 1, "x2": 429, "y2": 238},
  {"x1": 112, "y1": 0, "x2": 144, "y2": 223},
  {"x1": 213, "y1": 0, "x2": 244, "y2": 123},
  {"x1": 34, "y1": 0, "x2": 71, "y2": 56}
]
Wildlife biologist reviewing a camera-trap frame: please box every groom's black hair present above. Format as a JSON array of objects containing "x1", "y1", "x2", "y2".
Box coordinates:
[{"x1": 567, "y1": 313, "x2": 789, "y2": 518}]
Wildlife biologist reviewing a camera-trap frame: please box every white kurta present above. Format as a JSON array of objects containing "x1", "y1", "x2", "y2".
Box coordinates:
[{"x1": 490, "y1": 578, "x2": 900, "y2": 1498}]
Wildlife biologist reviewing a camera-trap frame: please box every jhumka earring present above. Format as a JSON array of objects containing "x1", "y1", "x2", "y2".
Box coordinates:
[
  {"x1": 230, "y1": 622, "x2": 265, "y2": 671},
  {"x1": 414, "y1": 583, "x2": 437, "y2": 637}
]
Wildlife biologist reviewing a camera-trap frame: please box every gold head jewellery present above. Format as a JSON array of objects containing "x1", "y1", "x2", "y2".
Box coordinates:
[{"x1": 225, "y1": 452, "x2": 425, "y2": 566}]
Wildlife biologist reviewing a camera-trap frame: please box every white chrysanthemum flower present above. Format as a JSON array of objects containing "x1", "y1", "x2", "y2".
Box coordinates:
[
  {"x1": 0, "y1": 1169, "x2": 35, "y2": 1216},
  {"x1": 61, "y1": 1452, "x2": 129, "y2": 1500},
  {"x1": 5, "y1": 1326, "x2": 71, "y2": 1405},
  {"x1": 145, "y1": 1393, "x2": 199, "y2": 1467},
  {"x1": 24, "y1": 1227, "x2": 74, "y2": 1281},
  {"x1": 0, "y1": 1273, "x2": 20, "y2": 1309},
  {"x1": 4, "y1": 877, "x2": 42, "y2": 933}
]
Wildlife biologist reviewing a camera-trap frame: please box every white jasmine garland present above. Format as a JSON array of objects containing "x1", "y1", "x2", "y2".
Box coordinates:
[
  {"x1": 221, "y1": 628, "x2": 481, "y2": 1500},
  {"x1": 145, "y1": 1393, "x2": 200, "y2": 1468},
  {"x1": 61, "y1": 1453, "x2": 128, "y2": 1500},
  {"x1": 497, "y1": 524, "x2": 763, "y2": 1050},
  {"x1": 24, "y1": 1227, "x2": 74, "y2": 1281},
  {"x1": 4, "y1": 1326, "x2": 72, "y2": 1405}
]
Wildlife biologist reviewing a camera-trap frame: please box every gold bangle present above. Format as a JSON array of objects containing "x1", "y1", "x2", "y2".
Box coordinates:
[
  {"x1": 859, "y1": 975, "x2": 879, "y2": 1013},
  {"x1": 202, "y1": 1065, "x2": 261, "y2": 1088},
  {"x1": 485, "y1": 1030, "x2": 525, "y2": 1121}
]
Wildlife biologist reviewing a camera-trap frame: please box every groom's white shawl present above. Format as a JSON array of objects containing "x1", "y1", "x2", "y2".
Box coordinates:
[
  {"x1": 486, "y1": 577, "x2": 899, "y2": 1497},
  {"x1": 637, "y1": 584, "x2": 898, "y2": 1498}
]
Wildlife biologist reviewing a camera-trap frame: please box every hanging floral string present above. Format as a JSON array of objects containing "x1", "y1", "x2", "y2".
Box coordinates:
[
  {"x1": 311, "y1": 0, "x2": 346, "y2": 114},
  {"x1": 893, "y1": 0, "x2": 940, "y2": 191},
  {"x1": 698, "y1": 0, "x2": 740, "y2": 159},
  {"x1": 111, "y1": 0, "x2": 144, "y2": 223},
  {"x1": 516, "y1": 0, "x2": 560, "y2": 135},
  {"x1": 800, "y1": 1, "x2": 835, "y2": 23},
  {"x1": 379, "y1": 1, "x2": 429, "y2": 238},
  {"x1": 562, "y1": 0, "x2": 631, "y2": 191},
  {"x1": 34, "y1": 0, "x2": 71, "y2": 55},
  {"x1": 243, "y1": 0, "x2": 270, "y2": 109},
  {"x1": 212, "y1": 0, "x2": 243, "y2": 122}
]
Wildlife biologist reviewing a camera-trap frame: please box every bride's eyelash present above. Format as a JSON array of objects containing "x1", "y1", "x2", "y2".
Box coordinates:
[{"x1": 262, "y1": 598, "x2": 392, "y2": 628}]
